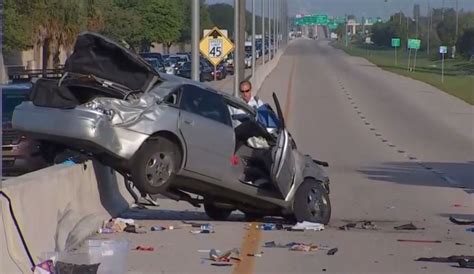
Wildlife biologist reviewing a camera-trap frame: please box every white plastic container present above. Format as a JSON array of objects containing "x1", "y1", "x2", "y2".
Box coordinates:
[{"x1": 49, "y1": 239, "x2": 130, "y2": 274}]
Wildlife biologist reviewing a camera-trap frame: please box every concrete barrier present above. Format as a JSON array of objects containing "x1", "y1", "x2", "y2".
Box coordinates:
[{"x1": 0, "y1": 161, "x2": 133, "y2": 273}]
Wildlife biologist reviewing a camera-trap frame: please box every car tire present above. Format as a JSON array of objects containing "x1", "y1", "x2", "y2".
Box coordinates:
[
  {"x1": 293, "y1": 179, "x2": 331, "y2": 225},
  {"x1": 130, "y1": 137, "x2": 182, "y2": 195},
  {"x1": 204, "y1": 203, "x2": 233, "y2": 221}
]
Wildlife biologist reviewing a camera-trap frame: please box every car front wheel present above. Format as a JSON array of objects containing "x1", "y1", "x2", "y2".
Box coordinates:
[
  {"x1": 131, "y1": 137, "x2": 182, "y2": 195},
  {"x1": 293, "y1": 179, "x2": 331, "y2": 225}
]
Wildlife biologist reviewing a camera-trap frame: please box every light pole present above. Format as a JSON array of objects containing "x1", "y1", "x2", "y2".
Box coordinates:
[
  {"x1": 267, "y1": 0, "x2": 271, "y2": 62},
  {"x1": 191, "y1": 0, "x2": 200, "y2": 81},
  {"x1": 262, "y1": 0, "x2": 265, "y2": 65},
  {"x1": 251, "y1": 0, "x2": 256, "y2": 77}
]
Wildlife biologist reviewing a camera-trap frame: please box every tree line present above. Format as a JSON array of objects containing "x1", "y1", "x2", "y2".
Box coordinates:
[
  {"x1": 4, "y1": 1, "x2": 269, "y2": 69},
  {"x1": 336, "y1": 8, "x2": 474, "y2": 59}
]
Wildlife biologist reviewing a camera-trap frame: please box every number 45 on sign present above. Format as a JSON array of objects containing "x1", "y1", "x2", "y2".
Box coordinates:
[{"x1": 209, "y1": 39, "x2": 222, "y2": 58}]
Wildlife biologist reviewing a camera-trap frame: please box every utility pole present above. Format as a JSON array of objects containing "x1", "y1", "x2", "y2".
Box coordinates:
[
  {"x1": 191, "y1": 0, "x2": 200, "y2": 81},
  {"x1": 455, "y1": 0, "x2": 459, "y2": 38},
  {"x1": 262, "y1": 0, "x2": 265, "y2": 65},
  {"x1": 267, "y1": 0, "x2": 271, "y2": 62},
  {"x1": 427, "y1": 1, "x2": 430, "y2": 55},
  {"x1": 273, "y1": 0, "x2": 277, "y2": 56},
  {"x1": 251, "y1": 0, "x2": 256, "y2": 77},
  {"x1": 233, "y1": 0, "x2": 246, "y2": 97}
]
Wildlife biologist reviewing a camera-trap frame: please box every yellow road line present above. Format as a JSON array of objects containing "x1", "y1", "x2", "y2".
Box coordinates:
[
  {"x1": 232, "y1": 223, "x2": 262, "y2": 274},
  {"x1": 284, "y1": 57, "x2": 296, "y2": 121},
  {"x1": 233, "y1": 56, "x2": 297, "y2": 274}
]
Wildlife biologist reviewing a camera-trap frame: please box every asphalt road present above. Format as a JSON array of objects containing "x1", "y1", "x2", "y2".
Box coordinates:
[{"x1": 96, "y1": 36, "x2": 473, "y2": 274}]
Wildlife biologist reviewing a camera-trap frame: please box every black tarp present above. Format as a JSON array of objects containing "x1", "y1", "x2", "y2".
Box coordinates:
[{"x1": 64, "y1": 32, "x2": 161, "y2": 92}]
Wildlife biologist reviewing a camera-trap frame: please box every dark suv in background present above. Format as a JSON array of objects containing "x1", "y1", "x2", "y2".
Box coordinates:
[{"x1": 2, "y1": 83, "x2": 50, "y2": 176}]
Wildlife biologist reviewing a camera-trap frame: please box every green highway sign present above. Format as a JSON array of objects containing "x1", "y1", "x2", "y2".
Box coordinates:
[
  {"x1": 294, "y1": 14, "x2": 329, "y2": 26},
  {"x1": 314, "y1": 14, "x2": 328, "y2": 25},
  {"x1": 408, "y1": 39, "x2": 421, "y2": 50},
  {"x1": 391, "y1": 38, "x2": 401, "y2": 47}
]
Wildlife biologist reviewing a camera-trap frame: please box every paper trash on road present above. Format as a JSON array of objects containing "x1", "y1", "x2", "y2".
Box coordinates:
[{"x1": 290, "y1": 221, "x2": 324, "y2": 231}]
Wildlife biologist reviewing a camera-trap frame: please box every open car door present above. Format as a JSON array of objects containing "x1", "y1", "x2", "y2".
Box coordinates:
[{"x1": 270, "y1": 93, "x2": 296, "y2": 199}]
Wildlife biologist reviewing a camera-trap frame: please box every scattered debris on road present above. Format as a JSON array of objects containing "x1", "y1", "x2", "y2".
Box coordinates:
[
  {"x1": 339, "y1": 221, "x2": 377, "y2": 231},
  {"x1": 191, "y1": 224, "x2": 215, "y2": 234},
  {"x1": 134, "y1": 245, "x2": 154, "y2": 251},
  {"x1": 100, "y1": 218, "x2": 135, "y2": 233},
  {"x1": 465, "y1": 227, "x2": 474, "y2": 232},
  {"x1": 416, "y1": 255, "x2": 474, "y2": 263},
  {"x1": 339, "y1": 223, "x2": 357, "y2": 230},
  {"x1": 394, "y1": 223, "x2": 424, "y2": 230},
  {"x1": 124, "y1": 223, "x2": 147, "y2": 234},
  {"x1": 289, "y1": 243, "x2": 320, "y2": 252},
  {"x1": 247, "y1": 252, "x2": 264, "y2": 257},
  {"x1": 449, "y1": 216, "x2": 474, "y2": 225},
  {"x1": 327, "y1": 248, "x2": 338, "y2": 255},
  {"x1": 209, "y1": 248, "x2": 240, "y2": 263},
  {"x1": 458, "y1": 258, "x2": 474, "y2": 269},
  {"x1": 290, "y1": 221, "x2": 324, "y2": 231},
  {"x1": 263, "y1": 241, "x2": 295, "y2": 248},
  {"x1": 150, "y1": 226, "x2": 166, "y2": 231},
  {"x1": 361, "y1": 221, "x2": 377, "y2": 230},
  {"x1": 397, "y1": 239, "x2": 442, "y2": 243}
]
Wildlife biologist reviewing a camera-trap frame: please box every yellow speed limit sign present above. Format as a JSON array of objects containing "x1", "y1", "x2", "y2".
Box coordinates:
[{"x1": 199, "y1": 27, "x2": 234, "y2": 67}]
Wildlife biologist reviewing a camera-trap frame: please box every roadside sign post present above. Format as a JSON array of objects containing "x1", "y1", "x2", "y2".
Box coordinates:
[
  {"x1": 199, "y1": 27, "x2": 235, "y2": 82},
  {"x1": 440, "y1": 46, "x2": 447, "y2": 83},
  {"x1": 407, "y1": 39, "x2": 421, "y2": 72},
  {"x1": 391, "y1": 38, "x2": 400, "y2": 66}
]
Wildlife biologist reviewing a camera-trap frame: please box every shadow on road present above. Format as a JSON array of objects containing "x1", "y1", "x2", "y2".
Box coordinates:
[
  {"x1": 357, "y1": 161, "x2": 474, "y2": 190},
  {"x1": 119, "y1": 207, "x2": 290, "y2": 223}
]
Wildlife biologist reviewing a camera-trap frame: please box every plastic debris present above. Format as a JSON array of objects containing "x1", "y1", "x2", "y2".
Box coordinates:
[
  {"x1": 247, "y1": 252, "x2": 264, "y2": 257},
  {"x1": 398, "y1": 239, "x2": 441, "y2": 243},
  {"x1": 290, "y1": 221, "x2": 324, "y2": 231},
  {"x1": 98, "y1": 228, "x2": 114, "y2": 234},
  {"x1": 465, "y1": 227, "x2": 474, "y2": 232},
  {"x1": 449, "y1": 216, "x2": 474, "y2": 225},
  {"x1": 327, "y1": 248, "x2": 338, "y2": 255},
  {"x1": 263, "y1": 241, "x2": 296, "y2": 248},
  {"x1": 209, "y1": 248, "x2": 240, "y2": 262},
  {"x1": 416, "y1": 256, "x2": 474, "y2": 263},
  {"x1": 394, "y1": 223, "x2": 424, "y2": 230},
  {"x1": 61, "y1": 160, "x2": 76, "y2": 166},
  {"x1": 191, "y1": 224, "x2": 215, "y2": 234},
  {"x1": 134, "y1": 245, "x2": 154, "y2": 251},
  {"x1": 101, "y1": 218, "x2": 135, "y2": 233},
  {"x1": 289, "y1": 243, "x2": 320, "y2": 252},
  {"x1": 151, "y1": 226, "x2": 166, "y2": 231}
]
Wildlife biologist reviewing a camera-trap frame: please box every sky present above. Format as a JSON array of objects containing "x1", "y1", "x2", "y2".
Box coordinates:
[{"x1": 205, "y1": 0, "x2": 474, "y2": 19}]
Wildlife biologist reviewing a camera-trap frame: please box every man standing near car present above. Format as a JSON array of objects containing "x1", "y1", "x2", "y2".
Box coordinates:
[{"x1": 239, "y1": 80, "x2": 264, "y2": 109}]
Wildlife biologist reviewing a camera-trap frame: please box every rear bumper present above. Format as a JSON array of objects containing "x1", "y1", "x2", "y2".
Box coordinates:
[{"x1": 12, "y1": 102, "x2": 149, "y2": 160}]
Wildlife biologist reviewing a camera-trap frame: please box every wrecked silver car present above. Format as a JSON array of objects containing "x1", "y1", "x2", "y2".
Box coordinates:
[{"x1": 12, "y1": 32, "x2": 331, "y2": 223}]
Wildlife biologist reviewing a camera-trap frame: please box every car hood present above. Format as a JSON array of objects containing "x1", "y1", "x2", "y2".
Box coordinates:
[{"x1": 64, "y1": 32, "x2": 162, "y2": 93}]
